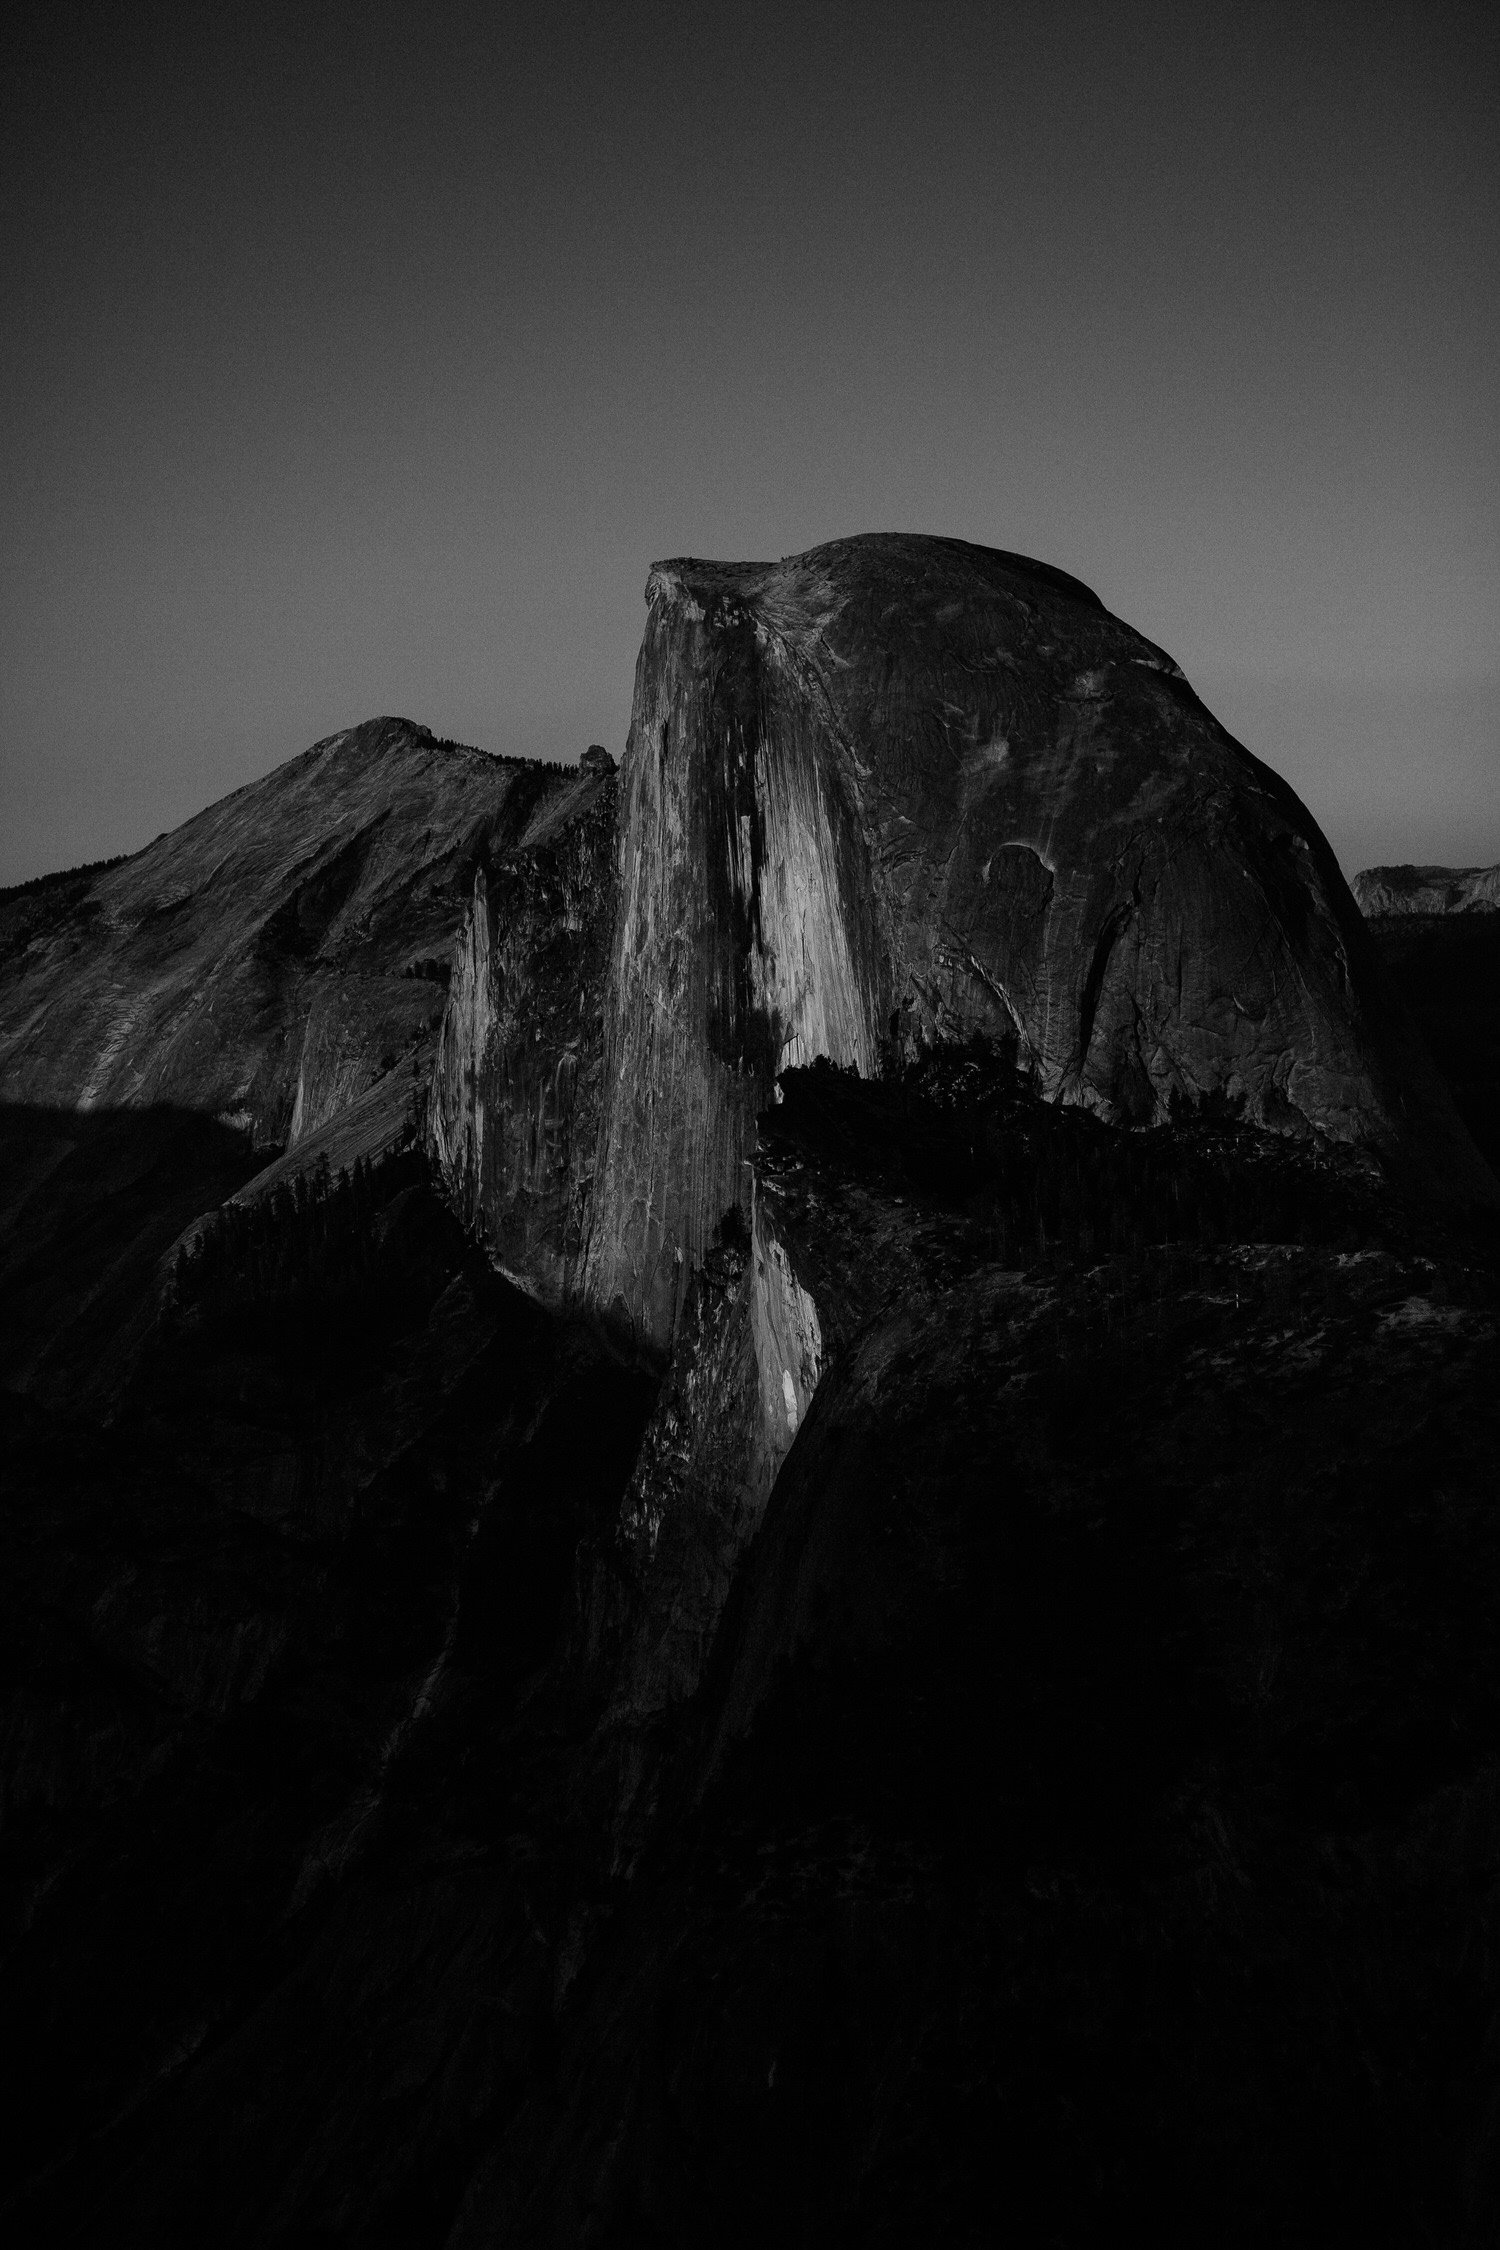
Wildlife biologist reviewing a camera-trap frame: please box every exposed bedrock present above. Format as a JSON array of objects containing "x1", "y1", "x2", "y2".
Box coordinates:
[
  {"x1": 552, "y1": 1168, "x2": 824, "y2": 1870},
  {"x1": 578, "y1": 535, "x2": 1492, "y2": 1356},
  {"x1": 0, "y1": 718, "x2": 587, "y2": 1173},
  {"x1": 578, "y1": 1183, "x2": 822, "y2": 1770},
  {"x1": 427, "y1": 769, "x2": 617, "y2": 1307},
  {"x1": 1354, "y1": 861, "x2": 1500, "y2": 917}
]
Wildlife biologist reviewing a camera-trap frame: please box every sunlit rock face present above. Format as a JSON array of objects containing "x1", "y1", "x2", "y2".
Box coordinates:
[
  {"x1": 427, "y1": 770, "x2": 617, "y2": 1306},
  {"x1": 579, "y1": 533, "x2": 1485, "y2": 1356},
  {"x1": 595, "y1": 1185, "x2": 822, "y2": 1721},
  {"x1": 0, "y1": 720, "x2": 577, "y2": 1170}
]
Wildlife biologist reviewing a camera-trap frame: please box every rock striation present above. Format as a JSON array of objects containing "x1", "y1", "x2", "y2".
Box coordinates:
[
  {"x1": 0, "y1": 720, "x2": 596, "y2": 1182},
  {"x1": 426, "y1": 766, "x2": 617, "y2": 1306},
  {"x1": 573, "y1": 535, "x2": 1490, "y2": 1356},
  {"x1": 1354, "y1": 862, "x2": 1500, "y2": 917}
]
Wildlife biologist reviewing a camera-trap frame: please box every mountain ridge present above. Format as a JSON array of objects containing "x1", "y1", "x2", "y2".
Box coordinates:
[
  {"x1": 0, "y1": 718, "x2": 606, "y2": 1170},
  {"x1": 1353, "y1": 861, "x2": 1500, "y2": 917},
  {"x1": 5, "y1": 542, "x2": 1500, "y2": 2244}
]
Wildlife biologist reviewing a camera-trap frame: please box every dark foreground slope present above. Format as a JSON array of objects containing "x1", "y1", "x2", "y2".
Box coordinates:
[
  {"x1": 5, "y1": 1064, "x2": 1500, "y2": 2248},
  {"x1": 456, "y1": 1063, "x2": 1500, "y2": 2250},
  {"x1": 1, "y1": 1137, "x2": 659, "y2": 2246}
]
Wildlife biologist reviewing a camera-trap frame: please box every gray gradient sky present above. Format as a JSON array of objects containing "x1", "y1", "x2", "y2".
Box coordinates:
[{"x1": 3, "y1": 0, "x2": 1496, "y2": 886}]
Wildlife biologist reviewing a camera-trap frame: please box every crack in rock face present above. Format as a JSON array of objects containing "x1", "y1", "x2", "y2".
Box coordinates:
[
  {"x1": 426, "y1": 776, "x2": 618, "y2": 1310},
  {"x1": 576, "y1": 534, "x2": 1492, "y2": 1359}
]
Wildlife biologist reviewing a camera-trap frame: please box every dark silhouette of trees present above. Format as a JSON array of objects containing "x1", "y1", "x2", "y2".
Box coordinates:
[{"x1": 167, "y1": 1140, "x2": 456, "y2": 1369}]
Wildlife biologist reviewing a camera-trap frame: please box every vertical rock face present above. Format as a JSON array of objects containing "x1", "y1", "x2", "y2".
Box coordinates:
[
  {"x1": 427, "y1": 771, "x2": 617, "y2": 1306},
  {"x1": 588, "y1": 1183, "x2": 822, "y2": 1736},
  {"x1": 579, "y1": 535, "x2": 1489, "y2": 1357}
]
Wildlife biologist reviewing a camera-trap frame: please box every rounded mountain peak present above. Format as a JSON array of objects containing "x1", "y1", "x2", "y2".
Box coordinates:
[{"x1": 584, "y1": 534, "x2": 1494, "y2": 1350}]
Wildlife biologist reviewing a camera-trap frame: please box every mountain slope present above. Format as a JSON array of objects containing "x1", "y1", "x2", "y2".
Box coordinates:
[{"x1": 0, "y1": 719, "x2": 606, "y2": 1164}]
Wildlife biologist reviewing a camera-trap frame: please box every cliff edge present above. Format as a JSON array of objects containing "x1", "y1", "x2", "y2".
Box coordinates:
[{"x1": 571, "y1": 534, "x2": 1489, "y2": 1354}]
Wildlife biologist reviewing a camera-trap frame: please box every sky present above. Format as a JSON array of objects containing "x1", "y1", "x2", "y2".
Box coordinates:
[{"x1": 3, "y1": 0, "x2": 1496, "y2": 886}]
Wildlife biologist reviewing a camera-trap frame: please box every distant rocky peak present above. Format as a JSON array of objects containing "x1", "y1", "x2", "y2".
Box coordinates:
[{"x1": 1353, "y1": 863, "x2": 1500, "y2": 917}]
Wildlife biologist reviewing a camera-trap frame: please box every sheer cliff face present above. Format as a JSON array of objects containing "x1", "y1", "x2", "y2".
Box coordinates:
[
  {"x1": 594, "y1": 1185, "x2": 823, "y2": 1735},
  {"x1": 427, "y1": 771, "x2": 616, "y2": 1305},
  {"x1": 579, "y1": 534, "x2": 1484, "y2": 1356},
  {"x1": 0, "y1": 720, "x2": 576, "y2": 1166}
]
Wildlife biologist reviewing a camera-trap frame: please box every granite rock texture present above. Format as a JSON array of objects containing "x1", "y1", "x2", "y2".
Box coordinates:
[
  {"x1": 1354, "y1": 862, "x2": 1500, "y2": 916},
  {"x1": 578, "y1": 535, "x2": 1487, "y2": 1356},
  {"x1": 426, "y1": 771, "x2": 617, "y2": 1307},
  {"x1": 0, "y1": 719, "x2": 585, "y2": 1168},
  {"x1": 576, "y1": 1182, "x2": 822, "y2": 1820}
]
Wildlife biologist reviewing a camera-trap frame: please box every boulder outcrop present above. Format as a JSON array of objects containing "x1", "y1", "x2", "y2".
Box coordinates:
[{"x1": 575, "y1": 535, "x2": 1490, "y2": 1356}]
